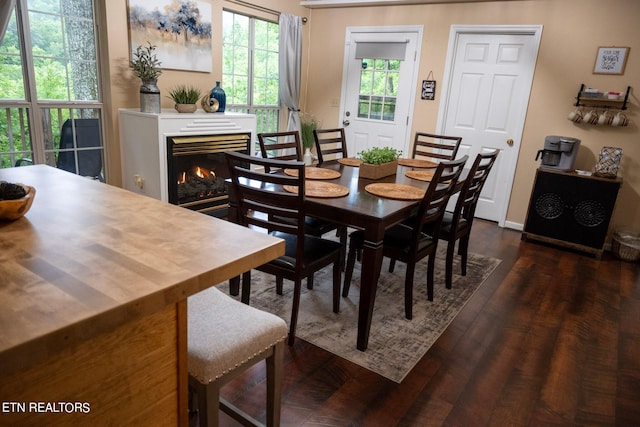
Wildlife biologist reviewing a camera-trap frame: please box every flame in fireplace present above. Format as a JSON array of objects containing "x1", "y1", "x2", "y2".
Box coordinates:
[
  {"x1": 178, "y1": 167, "x2": 216, "y2": 184},
  {"x1": 194, "y1": 166, "x2": 216, "y2": 179}
]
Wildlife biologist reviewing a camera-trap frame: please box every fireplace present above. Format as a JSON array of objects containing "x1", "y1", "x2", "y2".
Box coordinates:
[
  {"x1": 167, "y1": 133, "x2": 250, "y2": 217},
  {"x1": 119, "y1": 109, "x2": 257, "y2": 216}
]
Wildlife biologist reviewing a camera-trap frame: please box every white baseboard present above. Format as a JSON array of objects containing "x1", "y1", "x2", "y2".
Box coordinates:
[{"x1": 503, "y1": 220, "x2": 523, "y2": 231}]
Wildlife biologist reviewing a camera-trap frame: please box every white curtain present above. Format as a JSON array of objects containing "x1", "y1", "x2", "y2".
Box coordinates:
[
  {"x1": 278, "y1": 13, "x2": 302, "y2": 135},
  {"x1": 0, "y1": 0, "x2": 15, "y2": 46}
]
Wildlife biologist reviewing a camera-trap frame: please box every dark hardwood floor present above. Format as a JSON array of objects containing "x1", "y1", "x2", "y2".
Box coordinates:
[{"x1": 212, "y1": 220, "x2": 640, "y2": 426}]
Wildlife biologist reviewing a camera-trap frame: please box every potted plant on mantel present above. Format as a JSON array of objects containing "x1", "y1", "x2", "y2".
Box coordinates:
[
  {"x1": 358, "y1": 146, "x2": 402, "y2": 179},
  {"x1": 130, "y1": 42, "x2": 162, "y2": 114},
  {"x1": 167, "y1": 85, "x2": 202, "y2": 113}
]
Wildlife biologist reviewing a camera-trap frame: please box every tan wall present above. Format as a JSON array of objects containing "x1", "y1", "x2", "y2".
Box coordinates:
[
  {"x1": 304, "y1": 0, "x2": 639, "y2": 233},
  {"x1": 103, "y1": 0, "x2": 639, "y2": 235}
]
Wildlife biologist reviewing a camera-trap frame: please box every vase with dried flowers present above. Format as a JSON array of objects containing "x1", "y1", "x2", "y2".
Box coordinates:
[{"x1": 130, "y1": 42, "x2": 163, "y2": 113}]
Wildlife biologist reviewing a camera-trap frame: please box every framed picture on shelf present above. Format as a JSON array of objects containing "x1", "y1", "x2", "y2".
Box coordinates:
[{"x1": 593, "y1": 46, "x2": 629, "y2": 75}]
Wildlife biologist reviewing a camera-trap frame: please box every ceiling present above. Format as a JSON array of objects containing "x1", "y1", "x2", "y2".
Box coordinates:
[{"x1": 300, "y1": 0, "x2": 516, "y2": 7}]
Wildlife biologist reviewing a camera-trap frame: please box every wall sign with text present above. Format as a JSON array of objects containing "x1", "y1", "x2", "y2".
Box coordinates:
[
  {"x1": 593, "y1": 46, "x2": 629, "y2": 75},
  {"x1": 421, "y1": 80, "x2": 436, "y2": 100}
]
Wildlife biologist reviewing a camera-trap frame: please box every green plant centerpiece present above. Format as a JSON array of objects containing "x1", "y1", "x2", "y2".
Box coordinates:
[
  {"x1": 130, "y1": 42, "x2": 163, "y2": 113},
  {"x1": 357, "y1": 146, "x2": 402, "y2": 179},
  {"x1": 167, "y1": 85, "x2": 202, "y2": 113}
]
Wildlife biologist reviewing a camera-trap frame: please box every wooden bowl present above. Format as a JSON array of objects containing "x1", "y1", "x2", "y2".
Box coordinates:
[{"x1": 0, "y1": 184, "x2": 36, "y2": 220}]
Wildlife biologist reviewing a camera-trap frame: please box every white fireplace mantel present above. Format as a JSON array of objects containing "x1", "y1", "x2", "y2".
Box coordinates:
[{"x1": 119, "y1": 109, "x2": 256, "y2": 202}]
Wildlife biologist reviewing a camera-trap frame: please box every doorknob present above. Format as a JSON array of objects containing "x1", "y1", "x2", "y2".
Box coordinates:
[
  {"x1": 507, "y1": 138, "x2": 514, "y2": 146},
  {"x1": 343, "y1": 120, "x2": 350, "y2": 126}
]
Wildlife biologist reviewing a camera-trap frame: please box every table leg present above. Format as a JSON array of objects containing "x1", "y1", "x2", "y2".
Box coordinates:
[{"x1": 356, "y1": 235, "x2": 385, "y2": 351}]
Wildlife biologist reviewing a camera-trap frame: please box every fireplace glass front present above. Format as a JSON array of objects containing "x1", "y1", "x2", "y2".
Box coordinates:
[{"x1": 167, "y1": 133, "x2": 251, "y2": 217}]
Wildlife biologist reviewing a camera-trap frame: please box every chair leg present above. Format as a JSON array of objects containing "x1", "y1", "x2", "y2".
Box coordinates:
[
  {"x1": 191, "y1": 376, "x2": 220, "y2": 427},
  {"x1": 287, "y1": 279, "x2": 303, "y2": 345},
  {"x1": 276, "y1": 276, "x2": 284, "y2": 295},
  {"x1": 307, "y1": 274, "x2": 314, "y2": 290},
  {"x1": 389, "y1": 259, "x2": 396, "y2": 273},
  {"x1": 266, "y1": 341, "x2": 284, "y2": 427},
  {"x1": 332, "y1": 257, "x2": 341, "y2": 313},
  {"x1": 459, "y1": 236, "x2": 470, "y2": 276},
  {"x1": 241, "y1": 270, "x2": 251, "y2": 305},
  {"x1": 343, "y1": 245, "x2": 357, "y2": 297},
  {"x1": 427, "y1": 254, "x2": 436, "y2": 302},
  {"x1": 338, "y1": 226, "x2": 348, "y2": 271},
  {"x1": 445, "y1": 239, "x2": 456, "y2": 289},
  {"x1": 404, "y1": 261, "x2": 416, "y2": 319},
  {"x1": 229, "y1": 275, "x2": 240, "y2": 296}
]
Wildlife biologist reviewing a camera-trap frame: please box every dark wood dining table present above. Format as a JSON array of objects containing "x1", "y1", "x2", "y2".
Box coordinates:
[{"x1": 303, "y1": 161, "x2": 445, "y2": 351}]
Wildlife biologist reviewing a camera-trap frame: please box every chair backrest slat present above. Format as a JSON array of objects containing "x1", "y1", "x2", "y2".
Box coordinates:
[
  {"x1": 412, "y1": 132, "x2": 462, "y2": 163},
  {"x1": 313, "y1": 128, "x2": 348, "y2": 165},
  {"x1": 226, "y1": 151, "x2": 306, "y2": 240},
  {"x1": 454, "y1": 149, "x2": 499, "y2": 224},
  {"x1": 415, "y1": 155, "x2": 468, "y2": 239},
  {"x1": 258, "y1": 131, "x2": 303, "y2": 173}
]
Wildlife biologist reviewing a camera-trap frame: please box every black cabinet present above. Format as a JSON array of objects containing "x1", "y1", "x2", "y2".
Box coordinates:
[{"x1": 522, "y1": 169, "x2": 622, "y2": 258}]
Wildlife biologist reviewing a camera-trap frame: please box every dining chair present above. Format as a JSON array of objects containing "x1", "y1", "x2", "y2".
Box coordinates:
[
  {"x1": 258, "y1": 130, "x2": 303, "y2": 173},
  {"x1": 412, "y1": 132, "x2": 462, "y2": 163},
  {"x1": 188, "y1": 286, "x2": 287, "y2": 427},
  {"x1": 258, "y1": 130, "x2": 348, "y2": 280},
  {"x1": 225, "y1": 151, "x2": 343, "y2": 345},
  {"x1": 433, "y1": 149, "x2": 499, "y2": 289},
  {"x1": 342, "y1": 155, "x2": 468, "y2": 319},
  {"x1": 313, "y1": 127, "x2": 349, "y2": 165}
]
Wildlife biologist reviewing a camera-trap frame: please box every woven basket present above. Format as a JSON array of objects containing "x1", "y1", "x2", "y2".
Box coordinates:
[
  {"x1": 612, "y1": 232, "x2": 640, "y2": 262},
  {"x1": 359, "y1": 160, "x2": 398, "y2": 180}
]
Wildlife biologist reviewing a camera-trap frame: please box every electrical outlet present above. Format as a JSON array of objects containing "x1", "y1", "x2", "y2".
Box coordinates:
[{"x1": 134, "y1": 175, "x2": 144, "y2": 189}]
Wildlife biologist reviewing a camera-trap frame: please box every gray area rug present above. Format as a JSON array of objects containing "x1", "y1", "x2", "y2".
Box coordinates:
[{"x1": 217, "y1": 247, "x2": 501, "y2": 383}]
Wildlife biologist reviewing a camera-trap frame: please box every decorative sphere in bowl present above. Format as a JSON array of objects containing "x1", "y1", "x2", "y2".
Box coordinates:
[{"x1": 0, "y1": 183, "x2": 36, "y2": 221}]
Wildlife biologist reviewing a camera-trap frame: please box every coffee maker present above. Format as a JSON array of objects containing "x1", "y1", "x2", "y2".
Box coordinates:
[{"x1": 535, "y1": 135, "x2": 581, "y2": 172}]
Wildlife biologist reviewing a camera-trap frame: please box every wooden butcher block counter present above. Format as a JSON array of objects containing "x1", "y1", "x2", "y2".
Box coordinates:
[{"x1": 0, "y1": 165, "x2": 284, "y2": 426}]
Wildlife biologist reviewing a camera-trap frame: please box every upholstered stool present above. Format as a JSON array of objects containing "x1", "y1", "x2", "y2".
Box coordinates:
[{"x1": 188, "y1": 286, "x2": 288, "y2": 427}]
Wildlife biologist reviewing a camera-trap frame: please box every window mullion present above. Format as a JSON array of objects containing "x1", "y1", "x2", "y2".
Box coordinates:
[
  {"x1": 248, "y1": 16, "x2": 255, "y2": 107},
  {"x1": 15, "y1": 0, "x2": 46, "y2": 164}
]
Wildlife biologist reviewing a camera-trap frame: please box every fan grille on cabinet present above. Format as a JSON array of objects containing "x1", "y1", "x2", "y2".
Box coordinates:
[
  {"x1": 574, "y1": 200, "x2": 606, "y2": 227},
  {"x1": 534, "y1": 193, "x2": 564, "y2": 219}
]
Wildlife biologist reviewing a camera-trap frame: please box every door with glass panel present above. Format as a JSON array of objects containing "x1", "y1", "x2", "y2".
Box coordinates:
[{"x1": 340, "y1": 27, "x2": 422, "y2": 157}]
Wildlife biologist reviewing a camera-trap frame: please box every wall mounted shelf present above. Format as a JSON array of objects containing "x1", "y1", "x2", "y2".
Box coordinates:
[{"x1": 575, "y1": 84, "x2": 632, "y2": 110}]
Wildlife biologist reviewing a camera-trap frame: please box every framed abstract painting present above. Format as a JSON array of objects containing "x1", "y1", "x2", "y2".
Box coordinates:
[{"x1": 127, "y1": 0, "x2": 212, "y2": 73}]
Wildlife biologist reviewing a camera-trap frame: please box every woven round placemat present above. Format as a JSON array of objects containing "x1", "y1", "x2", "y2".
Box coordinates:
[
  {"x1": 284, "y1": 167, "x2": 341, "y2": 180},
  {"x1": 397, "y1": 158, "x2": 438, "y2": 168},
  {"x1": 337, "y1": 158, "x2": 362, "y2": 167},
  {"x1": 405, "y1": 170, "x2": 435, "y2": 182},
  {"x1": 364, "y1": 183, "x2": 425, "y2": 201},
  {"x1": 283, "y1": 181, "x2": 349, "y2": 198}
]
